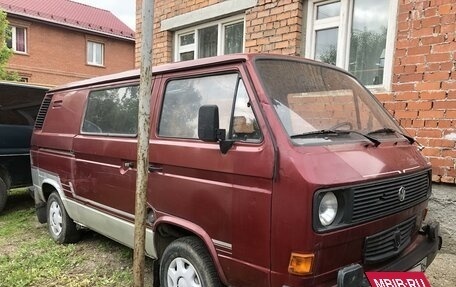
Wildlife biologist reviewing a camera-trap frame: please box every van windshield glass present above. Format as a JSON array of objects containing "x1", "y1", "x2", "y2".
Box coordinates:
[{"x1": 255, "y1": 59, "x2": 403, "y2": 145}]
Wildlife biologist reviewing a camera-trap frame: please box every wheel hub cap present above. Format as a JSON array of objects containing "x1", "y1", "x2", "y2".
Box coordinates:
[
  {"x1": 49, "y1": 201, "x2": 63, "y2": 236},
  {"x1": 167, "y1": 257, "x2": 201, "y2": 287}
]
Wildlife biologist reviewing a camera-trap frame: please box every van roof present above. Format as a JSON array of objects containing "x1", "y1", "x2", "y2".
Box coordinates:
[
  {"x1": 49, "y1": 53, "x2": 342, "y2": 93},
  {"x1": 50, "y1": 54, "x2": 253, "y2": 92}
]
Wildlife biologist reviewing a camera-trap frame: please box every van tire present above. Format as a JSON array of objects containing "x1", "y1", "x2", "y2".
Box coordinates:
[
  {"x1": 46, "y1": 192, "x2": 80, "y2": 243},
  {"x1": 160, "y1": 236, "x2": 222, "y2": 287},
  {"x1": 0, "y1": 178, "x2": 7, "y2": 213}
]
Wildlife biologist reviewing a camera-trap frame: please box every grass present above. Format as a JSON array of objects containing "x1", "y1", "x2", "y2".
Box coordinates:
[{"x1": 0, "y1": 188, "x2": 153, "y2": 287}]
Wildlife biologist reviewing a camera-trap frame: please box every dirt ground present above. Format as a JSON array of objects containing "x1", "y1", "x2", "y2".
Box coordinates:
[{"x1": 426, "y1": 252, "x2": 456, "y2": 287}]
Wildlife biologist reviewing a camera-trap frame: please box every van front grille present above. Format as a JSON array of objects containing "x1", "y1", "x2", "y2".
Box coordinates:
[
  {"x1": 364, "y1": 217, "x2": 416, "y2": 264},
  {"x1": 351, "y1": 170, "x2": 430, "y2": 223},
  {"x1": 34, "y1": 95, "x2": 53, "y2": 129}
]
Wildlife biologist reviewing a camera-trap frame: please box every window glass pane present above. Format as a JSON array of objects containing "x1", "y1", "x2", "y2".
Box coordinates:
[
  {"x1": 95, "y1": 43, "x2": 103, "y2": 65},
  {"x1": 198, "y1": 25, "x2": 218, "y2": 58},
  {"x1": 159, "y1": 74, "x2": 239, "y2": 138},
  {"x1": 349, "y1": 0, "x2": 389, "y2": 85},
  {"x1": 317, "y1": 1, "x2": 341, "y2": 19},
  {"x1": 180, "y1": 33, "x2": 195, "y2": 46},
  {"x1": 87, "y1": 42, "x2": 94, "y2": 63},
  {"x1": 224, "y1": 22, "x2": 244, "y2": 54},
  {"x1": 87, "y1": 41, "x2": 103, "y2": 65},
  {"x1": 315, "y1": 28, "x2": 338, "y2": 65},
  {"x1": 231, "y1": 80, "x2": 261, "y2": 142},
  {"x1": 180, "y1": 51, "x2": 194, "y2": 61},
  {"x1": 15, "y1": 27, "x2": 26, "y2": 52},
  {"x1": 82, "y1": 85, "x2": 139, "y2": 135}
]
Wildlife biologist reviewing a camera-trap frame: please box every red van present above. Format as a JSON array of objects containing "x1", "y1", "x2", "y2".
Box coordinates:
[{"x1": 31, "y1": 54, "x2": 441, "y2": 286}]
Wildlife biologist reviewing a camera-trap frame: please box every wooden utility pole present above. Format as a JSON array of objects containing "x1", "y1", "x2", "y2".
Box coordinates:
[{"x1": 133, "y1": 0, "x2": 154, "y2": 286}]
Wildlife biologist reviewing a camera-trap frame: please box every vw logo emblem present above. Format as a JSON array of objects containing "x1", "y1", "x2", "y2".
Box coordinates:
[{"x1": 398, "y1": 186, "x2": 406, "y2": 202}]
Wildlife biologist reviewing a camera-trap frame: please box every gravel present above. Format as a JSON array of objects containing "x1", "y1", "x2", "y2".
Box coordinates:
[{"x1": 426, "y1": 252, "x2": 456, "y2": 287}]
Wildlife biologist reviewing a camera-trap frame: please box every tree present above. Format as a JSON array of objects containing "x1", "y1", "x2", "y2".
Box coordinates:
[{"x1": 0, "y1": 10, "x2": 19, "y2": 81}]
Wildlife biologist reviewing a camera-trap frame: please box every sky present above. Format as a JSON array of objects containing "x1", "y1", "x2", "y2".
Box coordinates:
[{"x1": 71, "y1": 0, "x2": 136, "y2": 30}]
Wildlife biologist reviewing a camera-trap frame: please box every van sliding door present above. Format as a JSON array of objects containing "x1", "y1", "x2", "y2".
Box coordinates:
[{"x1": 72, "y1": 83, "x2": 140, "y2": 220}]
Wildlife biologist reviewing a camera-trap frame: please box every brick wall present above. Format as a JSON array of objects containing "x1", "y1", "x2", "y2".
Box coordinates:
[
  {"x1": 135, "y1": 0, "x2": 302, "y2": 66},
  {"x1": 378, "y1": 0, "x2": 456, "y2": 183},
  {"x1": 7, "y1": 16, "x2": 135, "y2": 86},
  {"x1": 244, "y1": 0, "x2": 302, "y2": 55},
  {"x1": 137, "y1": 0, "x2": 456, "y2": 183}
]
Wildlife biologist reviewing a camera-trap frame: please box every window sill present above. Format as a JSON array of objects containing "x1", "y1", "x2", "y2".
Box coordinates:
[
  {"x1": 86, "y1": 63, "x2": 106, "y2": 68},
  {"x1": 13, "y1": 51, "x2": 29, "y2": 56},
  {"x1": 367, "y1": 85, "x2": 391, "y2": 94}
]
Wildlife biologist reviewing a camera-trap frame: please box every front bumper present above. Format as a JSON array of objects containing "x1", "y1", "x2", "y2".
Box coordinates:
[{"x1": 337, "y1": 221, "x2": 442, "y2": 287}]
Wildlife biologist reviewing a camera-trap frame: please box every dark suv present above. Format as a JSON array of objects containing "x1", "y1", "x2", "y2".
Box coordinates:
[{"x1": 0, "y1": 82, "x2": 47, "y2": 213}]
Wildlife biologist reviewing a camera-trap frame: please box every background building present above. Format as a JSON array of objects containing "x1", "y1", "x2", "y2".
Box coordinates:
[
  {"x1": 136, "y1": 0, "x2": 456, "y2": 185},
  {"x1": 0, "y1": 0, "x2": 135, "y2": 86}
]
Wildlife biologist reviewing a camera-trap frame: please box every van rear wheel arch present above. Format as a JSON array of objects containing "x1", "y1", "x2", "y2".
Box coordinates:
[
  {"x1": 42, "y1": 183, "x2": 57, "y2": 201},
  {"x1": 34, "y1": 183, "x2": 57, "y2": 224}
]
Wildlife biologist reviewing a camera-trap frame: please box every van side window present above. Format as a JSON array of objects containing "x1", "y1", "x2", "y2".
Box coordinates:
[
  {"x1": 230, "y1": 80, "x2": 262, "y2": 142},
  {"x1": 82, "y1": 85, "x2": 139, "y2": 136},
  {"x1": 159, "y1": 74, "x2": 238, "y2": 139},
  {"x1": 159, "y1": 74, "x2": 261, "y2": 142}
]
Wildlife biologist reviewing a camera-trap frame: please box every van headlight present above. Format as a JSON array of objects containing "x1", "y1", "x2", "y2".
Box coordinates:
[
  {"x1": 319, "y1": 192, "x2": 338, "y2": 226},
  {"x1": 314, "y1": 189, "x2": 348, "y2": 231}
]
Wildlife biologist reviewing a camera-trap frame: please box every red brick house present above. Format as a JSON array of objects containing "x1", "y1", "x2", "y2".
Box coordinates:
[
  {"x1": 0, "y1": 0, "x2": 135, "y2": 86},
  {"x1": 136, "y1": 0, "x2": 456, "y2": 183}
]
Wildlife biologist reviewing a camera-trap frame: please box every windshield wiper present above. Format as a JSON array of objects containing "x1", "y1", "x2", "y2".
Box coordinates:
[
  {"x1": 291, "y1": 129, "x2": 380, "y2": 146},
  {"x1": 367, "y1": 128, "x2": 424, "y2": 149}
]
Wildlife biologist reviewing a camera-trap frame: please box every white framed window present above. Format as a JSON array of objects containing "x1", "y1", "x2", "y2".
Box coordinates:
[
  {"x1": 7, "y1": 26, "x2": 27, "y2": 53},
  {"x1": 87, "y1": 41, "x2": 104, "y2": 66},
  {"x1": 174, "y1": 15, "x2": 245, "y2": 62},
  {"x1": 305, "y1": 0, "x2": 397, "y2": 89}
]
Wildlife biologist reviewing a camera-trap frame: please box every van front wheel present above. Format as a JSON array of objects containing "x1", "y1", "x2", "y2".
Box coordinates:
[
  {"x1": 160, "y1": 236, "x2": 222, "y2": 287},
  {"x1": 47, "y1": 192, "x2": 80, "y2": 243}
]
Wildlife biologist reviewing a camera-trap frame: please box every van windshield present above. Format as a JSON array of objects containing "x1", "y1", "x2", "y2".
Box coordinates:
[{"x1": 255, "y1": 59, "x2": 404, "y2": 145}]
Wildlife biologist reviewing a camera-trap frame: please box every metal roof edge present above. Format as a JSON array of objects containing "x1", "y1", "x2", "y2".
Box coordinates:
[{"x1": 6, "y1": 11, "x2": 135, "y2": 41}]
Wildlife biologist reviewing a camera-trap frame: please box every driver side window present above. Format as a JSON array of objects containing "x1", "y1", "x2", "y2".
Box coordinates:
[{"x1": 158, "y1": 74, "x2": 261, "y2": 143}]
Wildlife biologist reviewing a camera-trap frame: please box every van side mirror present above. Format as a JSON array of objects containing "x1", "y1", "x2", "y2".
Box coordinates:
[
  {"x1": 198, "y1": 105, "x2": 219, "y2": 142},
  {"x1": 198, "y1": 105, "x2": 234, "y2": 154}
]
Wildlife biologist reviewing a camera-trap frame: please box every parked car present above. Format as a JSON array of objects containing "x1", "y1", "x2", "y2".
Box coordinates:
[
  {"x1": 30, "y1": 54, "x2": 441, "y2": 287},
  {"x1": 0, "y1": 82, "x2": 48, "y2": 213}
]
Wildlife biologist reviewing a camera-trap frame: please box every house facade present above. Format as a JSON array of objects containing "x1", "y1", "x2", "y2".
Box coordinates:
[
  {"x1": 136, "y1": 0, "x2": 456, "y2": 184},
  {"x1": 0, "y1": 0, "x2": 135, "y2": 86}
]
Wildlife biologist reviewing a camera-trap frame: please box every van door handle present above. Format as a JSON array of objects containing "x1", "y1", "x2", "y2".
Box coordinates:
[
  {"x1": 123, "y1": 161, "x2": 135, "y2": 169},
  {"x1": 148, "y1": 165, "x2": 163, "y2": 173}
]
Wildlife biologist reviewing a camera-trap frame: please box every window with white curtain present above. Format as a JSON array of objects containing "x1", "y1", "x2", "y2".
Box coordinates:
[
  {"x1": 7, "y1": 26, "x2": 27, "y2": 53},
  {"x1": 305, "y1": 0, "x2": 397, "y2": 88},
  {"x1": 87, "y1": 41, "x2": 104, "y2": 66},
  {"x1": 175, "y1": 16, "x2": 245, "y2": 62}
]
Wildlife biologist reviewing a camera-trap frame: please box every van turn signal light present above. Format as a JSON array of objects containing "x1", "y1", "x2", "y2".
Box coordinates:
[{"x1": 288, "y1": 253, "x2": 314, "y2": 275}]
